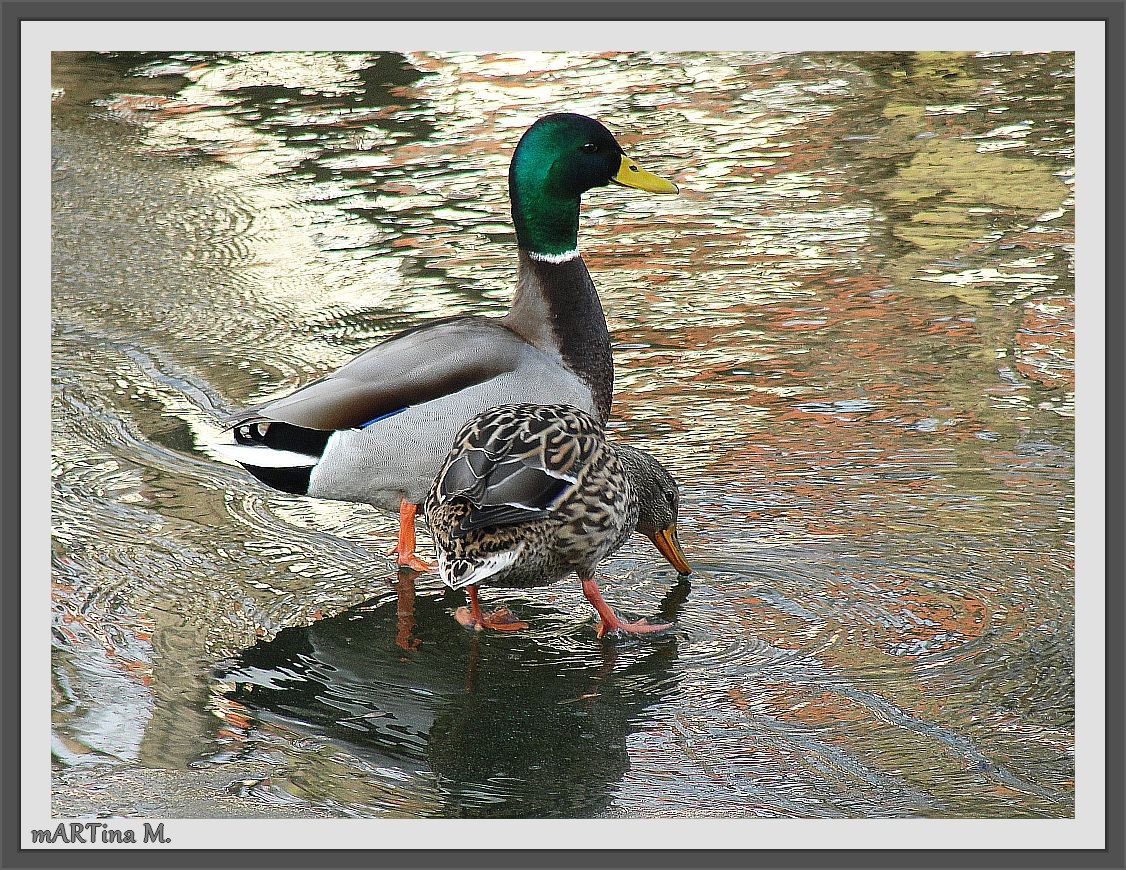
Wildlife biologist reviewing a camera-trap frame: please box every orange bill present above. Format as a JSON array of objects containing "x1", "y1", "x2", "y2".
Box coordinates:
[{"x1": 649, "y1": 524, "x2": 691, "y2": 575}]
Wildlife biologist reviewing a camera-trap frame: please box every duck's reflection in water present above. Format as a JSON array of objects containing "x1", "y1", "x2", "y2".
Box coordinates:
[{"x1": 221, "y1": 575, "x2": 689, "y2": 817}]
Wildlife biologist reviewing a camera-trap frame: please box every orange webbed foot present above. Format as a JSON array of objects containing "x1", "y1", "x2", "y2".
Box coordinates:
[
  {"x1": 455, "y1": 606, "x2": 528, "y2": 632},
  {"x1": 387, "y1": 499, "x2": 435, "y2": 573},
  {"x1": 595, "y1": 618, "x2": 675, "y2": 639},
  {"x1": 582, "y1": 577, "x2": 674, "y2": 640},
  {"x1": 385, "y1": 545, "x2": 435, "y2": 573},
  {"x1": 385, "y1": 547, "x2": 435, "y2": 572}
]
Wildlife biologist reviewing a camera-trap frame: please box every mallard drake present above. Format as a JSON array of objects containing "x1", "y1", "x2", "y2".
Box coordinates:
[
  {"x1": 214, "y1": 114, "x2": 678, "y2": 571},
  {"x1": 424, "y1": 403, "x2": 691, "y2": 637}
]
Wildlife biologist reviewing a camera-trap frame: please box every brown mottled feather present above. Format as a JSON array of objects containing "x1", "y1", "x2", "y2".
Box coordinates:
[{"x1": 424, "y1": 404, "x2": 641, "y2": 590}]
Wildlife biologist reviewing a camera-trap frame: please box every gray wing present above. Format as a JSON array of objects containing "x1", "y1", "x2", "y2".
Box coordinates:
[{"x1": 238, "y1": 316, "x2": 530, "y2": 431}]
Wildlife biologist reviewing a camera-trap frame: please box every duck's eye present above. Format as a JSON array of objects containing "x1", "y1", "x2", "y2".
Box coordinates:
[
  {"x1": 666, "y1": 491, "x2": 677, "y2": 508},
  {"x1": 581, "y1": 142, "x2": 599, "y2": 153}
]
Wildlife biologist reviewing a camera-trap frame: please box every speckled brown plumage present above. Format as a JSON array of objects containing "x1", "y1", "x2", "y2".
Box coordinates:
[{"x1": 424, "y1": 404, "x2": 691, "y2": 636}]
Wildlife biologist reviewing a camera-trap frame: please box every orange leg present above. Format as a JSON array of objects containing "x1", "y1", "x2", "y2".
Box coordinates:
[
  {"x1": 386, "y1": 499, "x2": 435, "y2": 572},
  {"x1": 455, "y1": 585, "x2": 527, "y2": 632},
  {"x1": 581, "y1": 577, "x2": 673, "y2": 639}
]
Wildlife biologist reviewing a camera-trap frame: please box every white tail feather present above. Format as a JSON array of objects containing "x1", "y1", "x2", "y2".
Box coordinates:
[
  {"x1": 438, "y1": 547, "x2": 521, "y2": 590},
  {"x1": 210, "y1": 441, "x2": 318, "y2": 469}
]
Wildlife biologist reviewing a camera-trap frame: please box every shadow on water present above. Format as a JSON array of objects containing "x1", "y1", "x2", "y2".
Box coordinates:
[{"x1": 218, "y1": 576, "x2": 690, "y2": 818}]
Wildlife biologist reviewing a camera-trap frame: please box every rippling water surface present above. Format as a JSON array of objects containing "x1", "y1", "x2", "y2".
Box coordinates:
[{"x1": 51, "y1": 50, "x2": 1074, "y2": 818}]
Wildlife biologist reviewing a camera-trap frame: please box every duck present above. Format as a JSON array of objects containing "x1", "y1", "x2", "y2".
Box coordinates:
[
  {"x1": 424, "y1": 403, "x2": 691, "y2": 637},
  {"x1": 213, "y1": 113, "x2": 678, "y2": 571}
]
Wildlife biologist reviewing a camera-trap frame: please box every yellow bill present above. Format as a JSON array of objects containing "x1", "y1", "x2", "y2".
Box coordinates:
[
  {"x1": 612, "y1": 155, "x2": 679, "y2": 194},
  {"x1": 649, "y1": 524, "x2": 692, "y2": 575}
]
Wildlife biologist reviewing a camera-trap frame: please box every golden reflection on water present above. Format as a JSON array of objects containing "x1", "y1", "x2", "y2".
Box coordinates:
[{"x1": 51, "y1": 50, "x2": 1074, "y2": 818}]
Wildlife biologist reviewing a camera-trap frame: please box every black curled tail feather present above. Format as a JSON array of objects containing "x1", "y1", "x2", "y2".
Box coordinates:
[
  {"x1": 228, "y1": 419, "x2": 334, "y2": 495},
  {"x1": 233, "y1": 419, "x2": 333, "y2": 456}
]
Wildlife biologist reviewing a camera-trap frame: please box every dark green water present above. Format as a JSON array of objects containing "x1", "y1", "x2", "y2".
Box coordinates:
[{"x1": 51, "y1": 50, "x2": 1074, "y2": 818}]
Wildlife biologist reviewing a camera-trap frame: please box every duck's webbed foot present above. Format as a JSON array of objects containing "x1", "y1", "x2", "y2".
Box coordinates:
[
  {"x1": 595, "y1": 617, "x2": 674, "y2": 639},
  {"x1": 455, "y1": 586, "x2": 528, "y2": 632},
  {"x1": 387, "y1": 548, "x2": 436, "y2": 573},
  {"x1": 387, "y1": 499, "x2": 436, "y2": 573},
  {"x1": 582, "y1": 577, "x2": 674, "y2": 640}
]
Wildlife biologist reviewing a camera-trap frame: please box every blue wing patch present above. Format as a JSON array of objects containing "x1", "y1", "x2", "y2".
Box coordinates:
[{"x1": 358, "y1": 407, "x2": 407, "y2": 429}]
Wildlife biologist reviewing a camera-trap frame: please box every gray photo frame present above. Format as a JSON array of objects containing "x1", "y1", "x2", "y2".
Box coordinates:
[{"x1": 4, "y1": 1, "x2": 1123, "y2": 868}]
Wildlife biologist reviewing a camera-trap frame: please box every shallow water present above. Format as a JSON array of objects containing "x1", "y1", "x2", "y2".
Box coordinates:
[{"x1": 51, "y1": 50, "x2": 1074, "y2": 818}]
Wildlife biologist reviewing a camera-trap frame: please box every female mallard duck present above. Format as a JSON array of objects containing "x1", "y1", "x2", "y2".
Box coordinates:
[
  {"x1": 424, "y1": 403, "x2": 691, "y2": 637},
  {"x1": 214, "y1": 114, "x2": 678, "y2": 571}
]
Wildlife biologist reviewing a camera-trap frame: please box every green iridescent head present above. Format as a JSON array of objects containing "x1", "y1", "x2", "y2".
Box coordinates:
[{"x1": 508, "y1": 113, "x2": 678, "y2": 258}]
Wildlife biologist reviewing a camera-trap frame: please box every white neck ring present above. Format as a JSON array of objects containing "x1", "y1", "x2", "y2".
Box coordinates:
[{"x1": 527, "y1": 248, "x2": 580, "y2": 264}]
